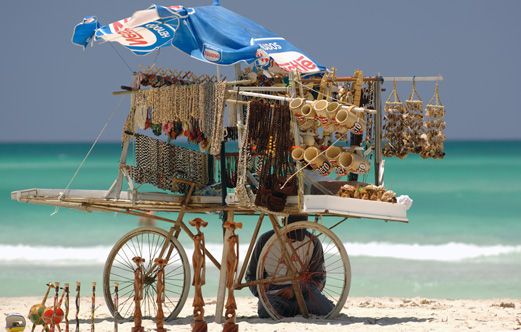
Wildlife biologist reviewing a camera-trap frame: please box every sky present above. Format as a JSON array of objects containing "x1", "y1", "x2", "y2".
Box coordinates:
[{"x1": 0, "y1": 0, "x2": 520, "y2": 142}]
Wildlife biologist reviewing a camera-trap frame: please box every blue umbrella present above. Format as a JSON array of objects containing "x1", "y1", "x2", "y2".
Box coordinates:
[{"x1": 72, "y1": 2, "x2": 324, "y2": 73}]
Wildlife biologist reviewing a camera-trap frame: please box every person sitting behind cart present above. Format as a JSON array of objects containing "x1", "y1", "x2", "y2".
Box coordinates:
[{"x1": 245, "y1": 214, "x2": 334, "y2": 318}]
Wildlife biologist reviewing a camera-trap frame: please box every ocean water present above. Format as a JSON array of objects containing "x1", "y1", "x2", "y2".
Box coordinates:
[{"x1": 0, "y1": 141, "x2": 520, "y2": 299}]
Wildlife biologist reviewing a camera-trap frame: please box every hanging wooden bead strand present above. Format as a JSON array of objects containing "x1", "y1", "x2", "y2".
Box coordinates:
[
  {"x1": 421, "y1": 81, "x2": 446, "y2": 159},
  {"x1": 405, "y1": 77, "x2": 424, "y2": 154}
]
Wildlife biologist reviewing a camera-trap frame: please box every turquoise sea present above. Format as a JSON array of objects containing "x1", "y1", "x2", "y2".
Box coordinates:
[{"x1": 0, "y1": 141, "x2": 520, "y2": 298}]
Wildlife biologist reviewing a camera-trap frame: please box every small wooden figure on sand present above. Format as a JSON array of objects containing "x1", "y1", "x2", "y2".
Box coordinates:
[
  {"x1": 154, "y1": 258, "x2": 168, "y2": 332},
  {"x1": 190, "y1": 218, "x2": 208, "y2": 332},
  {"x1": 75, "y1": 282, "x2": 80, "y2": 332},
  {"x1": 91, "y1": 282, "x2": 96, "y2": 332},
  {"x1": 113, "y1": 282, "x2": 119, "y2": 332},
  {"x1": 64, "y1": 283, "x2": 69, "y2": 332},
  {"x1": 28, "y1": 283, "x2": 53, "y2": 332},
  {"x1": 223, "y1": 221, "x2": 242, "y2": 332},
  {"x1": 42, "y1": 282, "x2": 63, "y2": 332},
  {"x1": 131, "y1": 257, "x2": 145, "y2": 332}
]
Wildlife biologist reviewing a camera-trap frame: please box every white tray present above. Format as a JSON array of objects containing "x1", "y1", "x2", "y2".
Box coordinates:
[{"x1": 302, "y1": 195, "x2": 409, "y2": 222}]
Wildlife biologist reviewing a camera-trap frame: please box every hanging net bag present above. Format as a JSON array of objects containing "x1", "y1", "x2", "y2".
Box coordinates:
[
  {"x1": 405, "y1": 78, "x2": 424, "y2": 154},
  {"x1": 383, "y1": 80, "x2": 408, "y2": 159},
  {"x1": 420, "y1": 81, "x2": 446, "y2": 159}
]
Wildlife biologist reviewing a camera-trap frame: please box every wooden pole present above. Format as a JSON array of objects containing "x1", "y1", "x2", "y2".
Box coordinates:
[{"x1": 235, "y1": 213, "x2": 264, "y2": 285}]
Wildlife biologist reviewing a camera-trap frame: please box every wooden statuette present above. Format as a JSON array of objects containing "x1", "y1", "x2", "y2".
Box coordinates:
[
  {"x1": 64, "y1": 283, "x2": 70, "y2": 332},
  {"x1": 131, "y1": 257, "x2": 145, "y2": 332},
  {"x1": 154, "y1": 258, "x2": 168, "y2": 332},
  {"x1": 91, "y1": 282, "x2": 96, "y2": 332},
  {"x1": 75, "y1": 282, "x2": 80, "y2": 332},
  {"x1": 113, "y1": 282, "x2": 119, "y2": 332},
  {"x1": 189, "y1": 218, "x2": 208, "y2": 332},
  {"x1": 223, "y1": 221, "x2": 242, "y2": 332}
]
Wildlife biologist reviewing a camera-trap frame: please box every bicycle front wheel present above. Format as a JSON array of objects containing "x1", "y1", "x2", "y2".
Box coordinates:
[{"x1": 103, "y1": 227, "x2": 190, "y2": 321}]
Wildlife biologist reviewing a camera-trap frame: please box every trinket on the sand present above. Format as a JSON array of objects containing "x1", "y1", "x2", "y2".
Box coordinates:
[
  {"x1": 28, "y1": 283, "x2": 53, "y2": 329},
  {"x1": 5, "y1": 313, "x2": 26, "y2": 332}
]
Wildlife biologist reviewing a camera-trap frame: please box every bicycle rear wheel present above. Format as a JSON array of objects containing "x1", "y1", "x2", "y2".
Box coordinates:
[
  {"x1": 103, "y1": 227, "x2": 190, "y2": 321},
  {"x1": 256, "y1": 221, "x2": 351, "y2": 320}
]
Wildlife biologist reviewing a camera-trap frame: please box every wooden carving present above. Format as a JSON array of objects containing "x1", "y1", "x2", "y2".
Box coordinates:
[
  {"x1": 154, "y1": 258, "x2": 168, "y2": 332},
  {"x1": 190, "y1": 218, "x2": 208, "y2": 332},
  {"x1": 223, "y1": 221, "x2": 242, "y2": 332},
  {"x1": 131, "y1": 257, "x2": 145, "y2": 332}
]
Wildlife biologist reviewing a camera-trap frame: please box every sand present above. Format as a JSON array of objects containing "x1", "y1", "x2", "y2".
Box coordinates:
[{"x1": 1, "y1": 296, "x2": 520, "y2": 331}]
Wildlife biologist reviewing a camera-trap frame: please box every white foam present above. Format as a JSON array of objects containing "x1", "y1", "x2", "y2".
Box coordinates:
[
  {"x1": 344, "y1": 242, "x2": 521, "y2": 262},
  {"x1": 0, "y1": 242, "x2": 520, "y2": 266}
]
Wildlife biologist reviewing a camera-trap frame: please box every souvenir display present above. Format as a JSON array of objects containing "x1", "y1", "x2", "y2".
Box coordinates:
[
  {"x1": 405, "y1": 79, "x2": 424, "y2": 154},
  {"x1": 128, "y1": 80, "x2": 226, "y2": 155},
  {"x1": 337, "y1": 184, "x2": 397, "y2": 203},
  {"x1": 421, "y1": 82, "x2": 446, "y2": 159},
  {"x1": 250, "y1": 100, "x2": 296, "y2": 212},
  {"x1": 383, "y1": 81, "x2": 409, "y2": 158},
  {"x1": 128, "y1": 133, "x2": 210, "y2": 193}
]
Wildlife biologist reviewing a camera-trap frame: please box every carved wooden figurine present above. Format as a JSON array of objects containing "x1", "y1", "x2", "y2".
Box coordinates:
[
  {"x1": 189, "y1": 217, "x2": 208, "y2": 332},
  {"x1": 154, "y1": 258, "x2": 168, "y2": 332},
  {"x1": 131, "y1": 257, "x2": 145, "y2": 332},
  {"x1": 91, "y1": 282, "x2": 96, "y2": 332},
  {"x1": 64, "y1": 283, "x2": 70, "y2": 332},
  {"x1": 113, "y1": 282, "x2": 119, "y2": 332},
  {"x1": 223, "y1": 221, "x2": 242, "y2": 332},
  {"x1": 75, "y1": 282, "x2": 80, "y2": 332},
  {"x1": 28, "y1": 283, "x2": 53, "y2": 332}
]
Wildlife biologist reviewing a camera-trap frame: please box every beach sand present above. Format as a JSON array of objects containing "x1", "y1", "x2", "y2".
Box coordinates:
[{"x1": 1, "y1": 296, "x2": 520, "y2": 331}]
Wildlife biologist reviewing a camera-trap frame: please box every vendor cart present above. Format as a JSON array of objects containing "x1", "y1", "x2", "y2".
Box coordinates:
[{"x1": 12, "y1": 2, "x2": 445, "y2": 324}]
